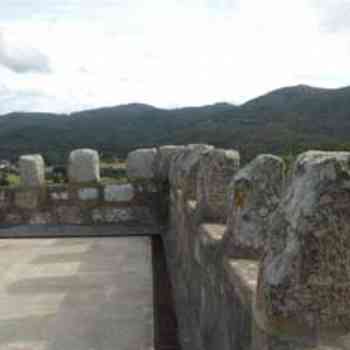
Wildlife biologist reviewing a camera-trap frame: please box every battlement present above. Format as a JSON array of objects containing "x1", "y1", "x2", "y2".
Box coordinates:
[
  {"x1": 0, "y1": 149, "x2": 160, "y2": 235},
  {"x1": 1, "y1": 145, "x2": 350, "y2": 349},
  {"x1": 126, "y1": 145, "x2": 350, "y2": 350}
]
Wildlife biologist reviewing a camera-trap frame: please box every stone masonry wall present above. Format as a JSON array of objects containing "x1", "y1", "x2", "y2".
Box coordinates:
[
  {"x1": 0, "y1": 149, "x2": 160, "y2": 231},
  {"x1": 3, "y1": 145, "x2": 350, "y2": 349},
  {"x1": 128, "y1": 145, "x2": 350, "y2": 350}
]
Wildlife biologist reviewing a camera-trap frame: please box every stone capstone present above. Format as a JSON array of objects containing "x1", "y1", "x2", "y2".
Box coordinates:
[
  {"x1": 225, "y1": 154, "x2": 285, "y2": 258},
  {"x1": 68, "y1": 149, "x2": 100, "y2": 183},
  {"x1": 19, "y1": 154, "x2": 45, "y2": 187},
  {"x1": 169, "y1": 144, "x2": 214, "y2": 200},
  {"x1": 155, "y1": 145, "x2": 186, "y2": 181},
  {"x1": 197, "y1": 149, "x2": 240, "y2": 222},
  {"x1": 126, "y1": 148, "x2": 157, "y2": 180},
  {"x1": 255, "y1": 151, "x2": 350, "y2": 340}
]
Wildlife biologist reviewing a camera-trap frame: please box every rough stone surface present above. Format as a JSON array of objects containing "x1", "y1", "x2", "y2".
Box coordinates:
[
  {"x1": 155, "y1": 145, "x2": 186, "y2": 181},
  {"x1": 92, "y1": 207, "x2": 134, "y2": 223},
  {"x1": 68, "y1": 149, "x2": 100, "y2": 183},
  {"x1": 15, "y1": 190, "x2": 39, "y2": 209},
  {"x1": 78, "y1": 187, "x2": 99, "y2": 201},
  {"x1": 29, "y1": 212, "x2": 52, "y2": 224},
  {"x1": 197, "y1": 149, "x2": 240, "y2": 222},
  {"x1": 169, "y1": 144, "x2": 214, "y2": 200},
  {"x1": 126, "y1": 148, "x2": 157, "y2": 180},
  {"x1": 19, "y1": 154, "x2": 45, "y2": 187},
  {"x1": 104, "y1": 184, "x2": 134, "y2": 202},
  {"x1": 55, "y1": 206, "x2": 83, "y2": 224},
  {"x1": 50, "y1": 191, "x2": 69, "y2": 200},
  {"x1": 225, "y1": 154, "x2": 285, "y2": 258},
  {"x1": 255, "y1": 151, "x2": 350, "y2": 343}
]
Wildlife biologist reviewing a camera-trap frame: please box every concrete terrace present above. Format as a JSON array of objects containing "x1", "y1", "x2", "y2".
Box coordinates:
[{"x1": 0, "y1": 237, "x2": 154, "y2": 350}]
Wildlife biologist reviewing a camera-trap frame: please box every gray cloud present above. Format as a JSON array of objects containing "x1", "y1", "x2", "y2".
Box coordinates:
[{"x1": 0, "y1": 32, "x2": 51, "y2": 74}]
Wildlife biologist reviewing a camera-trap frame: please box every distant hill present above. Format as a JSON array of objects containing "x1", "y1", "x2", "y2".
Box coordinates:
[{"x1": 1, "y1": 84, "x2": 350, "y2": 164}]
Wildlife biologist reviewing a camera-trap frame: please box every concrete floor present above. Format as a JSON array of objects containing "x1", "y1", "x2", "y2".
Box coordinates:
[{"x1": 0, "y1": 237, "x2": 154, "y2": 350}]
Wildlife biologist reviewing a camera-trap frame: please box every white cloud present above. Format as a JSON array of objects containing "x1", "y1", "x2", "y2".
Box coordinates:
[
  {"x1": 311, "y1": 0, "x2": 350, "y2": 33},
  {"x1": 0, "y1": 31, "x2": 51, "y2": 74},
  {"x1": 0, "y1": 0, "x2": 350, "y2": 114}
]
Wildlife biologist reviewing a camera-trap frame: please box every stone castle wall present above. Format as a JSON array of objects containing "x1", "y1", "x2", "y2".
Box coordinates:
[
  {"x1": 0, "y1": 149, "x2": 160, "y2": 232},
  {"x1": 2, "y1": 145, "x2": 350, "y2": 349},
  {"x1": 127, "y1": 145, "x2": 350, "y2": 350}
]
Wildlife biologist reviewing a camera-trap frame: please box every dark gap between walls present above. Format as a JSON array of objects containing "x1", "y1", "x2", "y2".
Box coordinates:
[{"x1": 152, "y1": 235, "x2": 181, "y2": 350}]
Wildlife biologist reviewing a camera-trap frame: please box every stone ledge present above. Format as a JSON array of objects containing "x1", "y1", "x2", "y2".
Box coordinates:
[
  {"x1": 199, "y1": 223, "x2": 226, "y2": 246},
  {"x1": 195, "y1": 223, "x2": 226, "y2": 265},
  {"x1": 0, "y1": 223, "x2": 162, "y2": 237}
]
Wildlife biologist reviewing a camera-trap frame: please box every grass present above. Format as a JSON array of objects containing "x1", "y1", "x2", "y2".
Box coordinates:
[{"x1": 3, "y1": 173, "x2": 21, "y2": 187}]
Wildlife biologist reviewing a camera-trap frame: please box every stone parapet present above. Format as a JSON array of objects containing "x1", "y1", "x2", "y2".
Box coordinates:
[
  {"x1": 2, "y1": 145, "x2": 350, "y2": 349},
  {"x1": 139, "y1": 145, "x2": 350, "y2": 350}
]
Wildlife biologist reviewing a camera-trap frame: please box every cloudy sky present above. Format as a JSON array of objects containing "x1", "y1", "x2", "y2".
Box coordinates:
[{"x1": 1, "y1": 0, "x2": 350, "y2": 114}]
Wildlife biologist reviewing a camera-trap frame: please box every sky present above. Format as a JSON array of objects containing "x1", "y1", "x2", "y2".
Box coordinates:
[{"x1": 1, "y1": 0, "x2": 350, "y2": 114}]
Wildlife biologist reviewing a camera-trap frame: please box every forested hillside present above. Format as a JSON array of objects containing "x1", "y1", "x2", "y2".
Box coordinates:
[{"x1": 1, "y1": 85, "x2": 350, "y2": 164}]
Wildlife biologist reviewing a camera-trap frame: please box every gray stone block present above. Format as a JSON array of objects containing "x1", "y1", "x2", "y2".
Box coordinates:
[
  {"x1": 126, "y1": 148, "x2": 157, "y2": 180},
  {"x1": 155, "y1": 145, "x2": 186, "y2": 181},
  {"x1": 169, "y1": 144, "x2": 214, "y2": 200},
  {"x1": 255, "y1": 151, "x2": 350, "y2": 343},
  {"x1": 78, "y1": 187, "x2": 99, "y2": 201},
  {"x1": 197, "y1": 148, "x2": 240, "y2": 222},
  {"x1": 68, "y1": 149, "x2": 100, "y2": 183},
  {"x1": 225, "y1": 154, "x2": 285, "y2": 258},
  {"x1": 19, "y1": 154, "x2": 45, "y2": 187},
  {"x1": 104, "y1": 184, "x2": 134, "y2": 202}
]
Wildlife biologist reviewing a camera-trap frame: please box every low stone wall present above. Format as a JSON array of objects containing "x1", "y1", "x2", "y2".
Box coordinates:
[
  {"x1": 0, "y1": 149, "x2": 160, "y2": 231},
  {"x1": 128, "y1": 145, "x2": 350, "y2": 350}
]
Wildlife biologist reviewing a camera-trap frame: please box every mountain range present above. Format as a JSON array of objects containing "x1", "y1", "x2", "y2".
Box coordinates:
[{"x1": 1, "y1": 84, "x2": 350, "y2": 164}]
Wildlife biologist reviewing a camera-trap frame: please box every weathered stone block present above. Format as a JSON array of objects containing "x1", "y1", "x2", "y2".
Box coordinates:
[
  {"x1": 55, "y1": 206, "x2": 83, "y2": 224},
  {"x1": 104, "y1": 184, "x2": 134, "y2": 202},
  {"x1": 19, "y1": 154, "x2": 45, "y2": 187},
  {"x1": 92, "y1": 207, "x2": 133, "y2": 223},
  {"x1": 4, "y1": 212, "x2": 23, "y2": 224},
  {"x1": 78, "y1": 187, "x2": 99, "y2": 201},
  {"x1": 29, "y1": 212, "x2": 52, "y2": 224},
  {"x1": 50, "y1": 191, "x2": 69, "y2": 200},
  {"x1": 225, "y1": 154, "x2": 285, "y2": 258},
  {"x1": 169, "y1": 144, "x2": 214, "y2": 200},
  {"x1": 126, "y1": 148, "x2": 157, "y2": 180},
  {"x1": 155, "y1": 145, "x2": 186, "y2": 181},
  {"x1": 197, "y1": 149, "x2": 240, "y2": 222},
  {"x1": 255, "y1": 151, "x2": 350, "y2": 343},
  {"x1": 15, "y1": 190, "x2": 39, "y2": 209},
  {"x1": 68, "y1": 149, "x2": 100, "y2": 183}
]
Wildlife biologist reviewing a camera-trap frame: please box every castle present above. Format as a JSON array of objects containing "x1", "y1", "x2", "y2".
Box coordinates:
[{"x1": 1, "y1": 145, "x2": 349, "y2": 350}]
